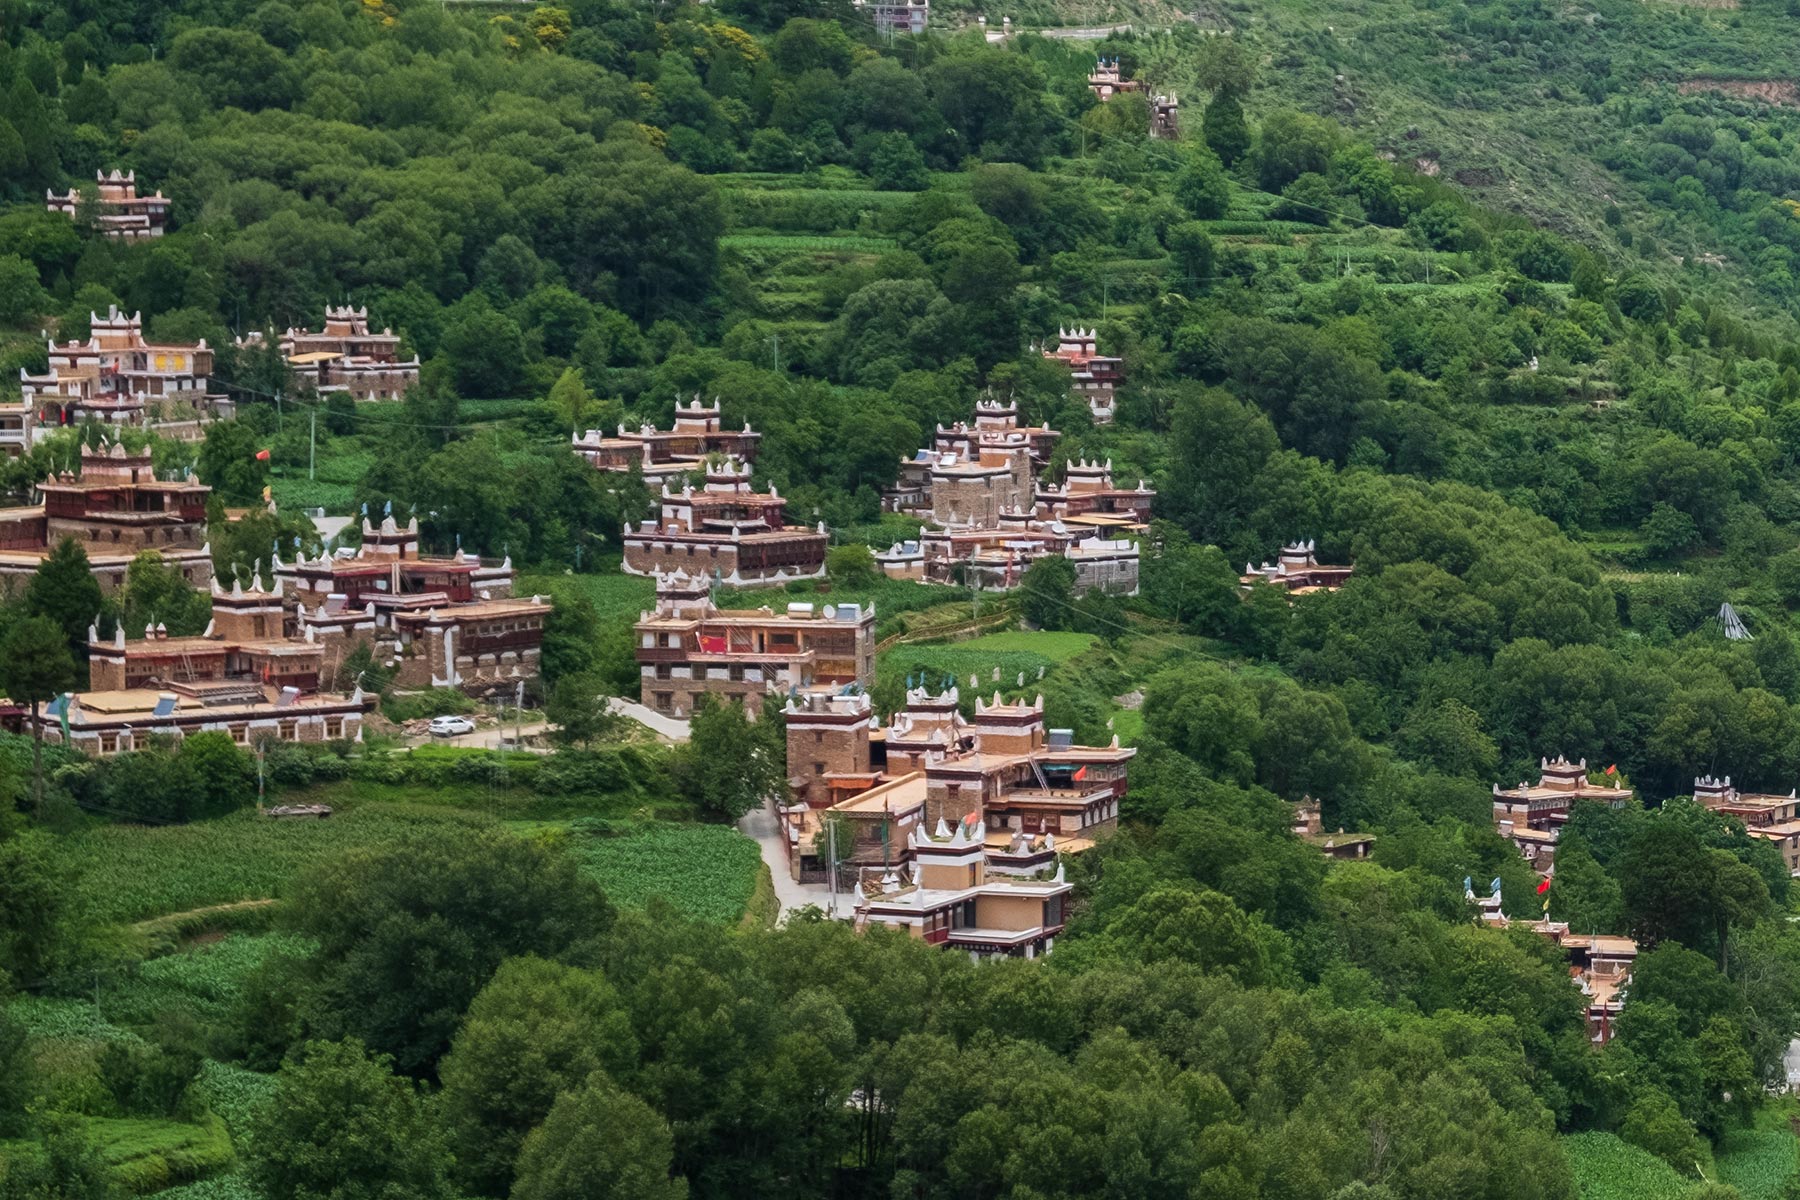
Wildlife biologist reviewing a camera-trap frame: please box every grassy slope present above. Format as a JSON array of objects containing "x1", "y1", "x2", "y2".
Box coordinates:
[{"x1": 1135, "y1": 0, "x2": 1800, "y2": 319}]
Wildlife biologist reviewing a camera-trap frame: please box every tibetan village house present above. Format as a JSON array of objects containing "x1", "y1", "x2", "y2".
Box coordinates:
[
  {"x1": 0, "y1": 440, "x2": 212, "y2": 592},
  {"x1": 1041, "y1": 327, "x2": 1124, "y2": 424},
  {"x1": 856, "y1": 0, "x2": 929, "y2": 33},
  {"x1": 621, "y1": 455, "x2": 827, "y2": 584},
  {"x1": 1240, "y1": 540, "x2": 1355, "y2": 593},
  {"x1": 882, "y1": 399, "x2": 1058, "y2": 520},
  {"x1": 1492, "y1": 756, "x2": 1634, "y2": 871},
  {"x1": 47, "y1": 170, "x2": 170, "y2": 238},
  {"x1": 780, "y1": 687, "x2": 1131, "y2": 877},
  {"x1": 853, "y1": 820, "x2": 1074, "y2": 961},
  {"x1": 875, "y1": 517, "x2": 1139, "y2": 595},
  {"x1": 239, "y1": 306, "x2": 419, "y2": 402},
  {"x1": 20, "y1": 307, "x2": 222, "y2": 434},
  {"x1": 1292, "y1": 797, "x2": 1376, "y2": 860},
  {"x1": 574, "y1": 396, "x2": 762, "y2": 488},
  {"x1": 1151, "y1": 92, "x2": 1180, "y2": 140},
  {"x1": 1694, "y1": 775, "x2": 1800, "y2": 876},
  {"x1": 1086, "y1": 58, "x2": 1139, "y2": 102},
  {"x1": 633, "y1": 570, "x2": 875, "y2": 717},
  {"x1": 276, "y1": 514, "x2": 550, "y2": 695},
  {"x1": 876, "y1": 402, "x2": 1146, "y2": 595},
  {"x1": 1476, "y1": 891, "x2": 1635, "y2": 1045},
  {"x1": 54, "y1": 571, "x2": 373, "y2": 756}
]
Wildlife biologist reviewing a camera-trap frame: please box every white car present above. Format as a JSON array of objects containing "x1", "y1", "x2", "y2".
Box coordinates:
[{"x1": 427, "y1": 715, "x2": 477, "y2": 737}]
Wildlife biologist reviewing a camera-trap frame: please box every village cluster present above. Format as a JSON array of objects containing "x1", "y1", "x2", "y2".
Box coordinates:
[{"x1": 7, "y1": 162, "x2": 1763, "y2": 1044}]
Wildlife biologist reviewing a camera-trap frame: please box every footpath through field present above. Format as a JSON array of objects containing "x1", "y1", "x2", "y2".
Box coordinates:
[{"x1": 738, "y1": 800, "x2": 834, "y2": 918}]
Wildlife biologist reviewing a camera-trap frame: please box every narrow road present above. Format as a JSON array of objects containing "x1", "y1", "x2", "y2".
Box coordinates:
[
  {"x1": 431, "y1": 718, "x2": 553, "y2": 750},
  {"x1": 738, "y1": 801, "x2": 836, "y2": 919},
  {"x1": 607, "y1": 698, "x2": 691, "y2": 741},
  {"x1": 415, "y1": 700, "x2": 688, "y2": 749}
]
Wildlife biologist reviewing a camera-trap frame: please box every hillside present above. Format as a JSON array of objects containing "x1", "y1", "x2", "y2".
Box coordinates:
[
  {"x1": 4, "y1": 2, "x2": 1800, "y2": 1200},
  {"x1": 1081, "y1": 0, "x2": 1800, "y2": 325}
]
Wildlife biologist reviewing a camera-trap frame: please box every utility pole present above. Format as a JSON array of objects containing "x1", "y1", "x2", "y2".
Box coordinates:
[
  {"x1": 308, "y1": 407, "x2": 316, "y2": 480},
  {"x1": 827, "y1": 818, "x2": 838, "y2": 918}
]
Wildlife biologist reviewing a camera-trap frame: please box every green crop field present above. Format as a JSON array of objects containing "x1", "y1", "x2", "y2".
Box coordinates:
[
  {"x1": 878, "y1": 632, "x2": 1101, "y2": 700},
  {"x1": 107, "y1": 933, "x2": 317, "y2": 1028},
  {"x1": 570, "y1": 823, "x2": 764, "y2": 924},
  {"x1": 1715, "y1": 1106, "x2": 1800, "y2": 1200},
  {"x1": 520, "y1": 568, "x2": 656, "y2": 628},
  {"x1": 722, "y1": 234, "x2": 899, "y2": 253},
  {"x1": 60, "y1": 804, "x2": 496, "y2": 925},
  {"x1": 1563, "y1": 1132, "x2": 1693, "y2": 1200}
]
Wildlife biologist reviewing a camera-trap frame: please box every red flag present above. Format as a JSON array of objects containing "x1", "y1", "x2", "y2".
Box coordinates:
[
  {"x1": 1073, "y1": 765, "x2": 1089, "y2": 782},
  {"x1": 254, "y1": 448, "x2": 271, "y2": 461},
  {"x1": 1605, "y1": 763, "x2": 1617, "y2": 776},
  {"x1": 1536, "y1": 877, "x2": 1551, "y2": 895}
]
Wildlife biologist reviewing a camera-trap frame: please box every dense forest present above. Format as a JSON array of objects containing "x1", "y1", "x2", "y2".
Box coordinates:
[{"x1": 4, "y1": 0, "x2": 1800, "y2": 1197}]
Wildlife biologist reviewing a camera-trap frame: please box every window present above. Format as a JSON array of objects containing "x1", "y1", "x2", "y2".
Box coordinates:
[
  {"x1": 654, "y1": 692, "x2": 673, "y2": 712},
  {"x1": 813, "y1": 761, "x2": 825, "y2": 775}
]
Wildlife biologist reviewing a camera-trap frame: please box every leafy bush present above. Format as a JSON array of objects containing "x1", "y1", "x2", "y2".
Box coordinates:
[{"x1": 379, "y1": 689, "x2": 477, "y2": 723}]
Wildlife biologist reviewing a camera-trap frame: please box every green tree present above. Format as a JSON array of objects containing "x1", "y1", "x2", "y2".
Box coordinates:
[
  {"x1": 1396, "y1": 698, "x2": 1499, "y2": 780},
  {"x1": 0, "y1": 829, "x2": 80, "y2": 992},
  {"x1": 0, "y1": 1010, "x2": 33, "y2": 1136},
  {"x1": 197, "y1": 420, "x2": 270, "y2": 505},
  {"x1": 1019, "y1": 554, "x2": 1077, "y2": 631},
  {"x1": 1619, "y1": 1088, "x2": 1702, "y2": 1172},
  {"x1": 1, "y1": 77, "x2": 56, "y2": 192},
  {"x1": 546, "y1": 367, "x2": 594, "y2": 434},
  {"x1": 539, "y1": 587, "x2": 600, "y2": 687},
  {"x1": 826, "y1": 543, "x2": 879, "y2": 588},
  {"x1": 0, "y1": 253, "x2": 46, "y2": 324},
  {"x1": 1102, "y1": 883, "x2": 1278, "y2": 984},
  {"x1": 546, "y1": 673, "x2": 623, "y2": 749},
  {"x1": 1165, "y1": 386, "x2": 1278, "y2": 547},
  {"x1": 1175, "y1": 147, "x2": 1232, "y2": 219},
  {"x1": 179, "y1": 731, "x2": 255, "y2": 818},
  {"x1": 1202, "y1": 89, "x2": 1251, "y2": 166},
  {"x1": 441, "y1": 302, "x2": 527, "y2": 399},
  {"x1": 1141, "y1": 531, "x2": 1241, "y2": 635},
  {"x1": 1546, "y1": 841, "x2": 1623, "y2": 933},
  {"x1": 25, "y1": 538, "x2": 104, "y2": 653},
  {"x1": 868, "y1": 133, "x2": 928, "y2": 191},
  {"x1": 511, "y1": 1074, "x2": 687, "y2": 1200},
  {"x1": 440, "y1": 957, "x2": 639, "y2": 1197},
  {"x1": 1167, "y1": 221, "x2": 1216, "y2": 288},
  {"x1": 674, "y1": 695, "x2": 784, "y2": 821},
  {"x1": 0, "y1": 1115, "x2": 110, "y2": 1200},
  {"x1": 283, "y1": 830, "x2": 615, "y2": 1075},
  {"x1": 0, "y1": 616, "x2": 76, "y2": 814},
  {"x1": 248, "y1": 1039, "x2": 453, "y2": 1200},
  {"x1": 1253, "y1": 110, "x2": 1342, "y2": 192},
  {"x1": 1639, "y1": 502, "x2": 1700, "y2": 559},
  {"x1": 117, "y1": 550, "x2": 212, "y2": 638}
]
